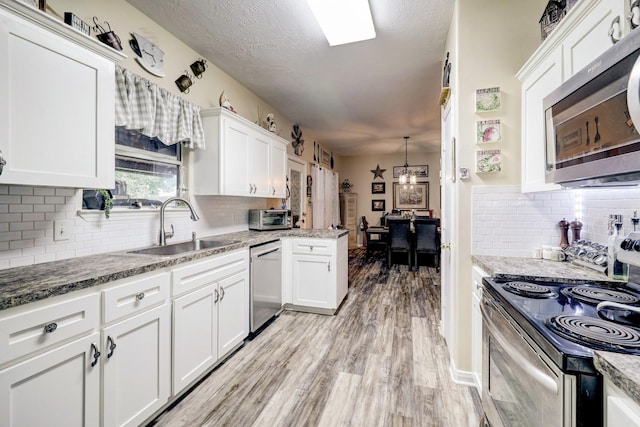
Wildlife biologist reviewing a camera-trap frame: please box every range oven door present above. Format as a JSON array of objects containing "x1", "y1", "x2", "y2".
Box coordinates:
[{"x1": 481, "y1": 291, "x2": 575, "y2": 427}]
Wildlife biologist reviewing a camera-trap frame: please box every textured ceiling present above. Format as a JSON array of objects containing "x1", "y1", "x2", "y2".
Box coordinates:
[{"x1": 127, "y1": 0, "x2": 454, "y2": 156}]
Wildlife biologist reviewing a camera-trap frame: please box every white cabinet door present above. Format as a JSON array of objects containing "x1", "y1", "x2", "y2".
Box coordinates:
[
  {"x1": 0, "y1": 8, "x2": 115, "y2": 188},
  {"x1": 172, "y1": 284, "x2": 218, "y2": 395},
  {"x1": 102, "y1": 304, "x2": 171, "y2": 427},
  {"x1": 217, "y1": 269, "x2": 249, "y2": 357},
  {"x1": 520, "y1": 48, "x2": 563, "y2": 193},
  {"x1": 563, "y1": 0, "x2": 627, "y2": 77},
  {"x1": 0, "y1": 332, "x2": 100, "y2": 427},
  {"x1": 270, "y1": 140, "x2": 287, "y2": 198},
  {"x1": 292, "y1": 253, "x2": 333, "y2": 308},
  {"x1": 250, "y1": 133, "x2": 271, "y2": 197},
  {"x1": 220, "y1": 117, "x2": 252, "y2": 196}
]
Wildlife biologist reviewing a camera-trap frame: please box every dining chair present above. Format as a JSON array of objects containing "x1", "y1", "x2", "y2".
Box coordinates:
[
  {"x1": 387, "y1": 218, "x2": 412, "y2": 269},
  {"x1": 414, "y1": 218, "x2": 440, "y2": 271}
]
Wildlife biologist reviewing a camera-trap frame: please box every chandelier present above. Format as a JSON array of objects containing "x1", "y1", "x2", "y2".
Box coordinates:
[{"x1": 399, "y1": 136, "x2": 416, "y2": 185}]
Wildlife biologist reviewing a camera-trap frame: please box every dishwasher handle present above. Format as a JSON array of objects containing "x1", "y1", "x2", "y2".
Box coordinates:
[{"x1": 255, "y1": 247, "x2": 280, "y2": 258}]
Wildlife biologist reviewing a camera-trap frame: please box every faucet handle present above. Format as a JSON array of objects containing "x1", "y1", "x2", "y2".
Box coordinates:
[
  {"x1": 192, "y1": 231, "x2": 197, "y2": 241},
  {"x1": 164, "y1": 224, "x2": 174, "y2": 241}
]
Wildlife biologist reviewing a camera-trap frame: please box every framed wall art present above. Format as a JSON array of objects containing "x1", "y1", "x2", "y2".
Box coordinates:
[
  {"x1": 393, "y1": 183, "x2": 428, "y2": 210},
  {"x1": 476, "y1": 149, "x2": 502, "y2": 173},
  {"x1": 476, "y1": 119, "x2": 502, "y2": 143},
  {"x1": 392, "y1": 165, "x2": 428, "y2": 179},
  {"x1": 371, "y1": 182, "x2": 385, "y2": 194},
  {"x1": 371, "y1": 199, "x2": 385, "y2": 211},
  {"x1": 475, "y1": 87, "x2": 501, "y2": 112},
  {"x1": 321, "y1": 149, "x2": 331, "y2": 166}
]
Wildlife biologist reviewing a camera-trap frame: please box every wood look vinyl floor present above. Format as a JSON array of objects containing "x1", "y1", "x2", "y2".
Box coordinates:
[{"x1": 150, "y1": 249, "x2": 482, "y2": 427}]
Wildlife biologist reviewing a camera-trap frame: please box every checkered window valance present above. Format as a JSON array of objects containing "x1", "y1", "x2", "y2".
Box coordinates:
[{"x1": 114, "y1": 66, "x2": 205, "y2": 149}]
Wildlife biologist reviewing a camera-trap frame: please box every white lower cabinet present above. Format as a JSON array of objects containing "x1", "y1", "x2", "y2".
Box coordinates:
[
  {"x1": 171, "y1": 249, "x2": 249, "y2": 395},
  {"x1": 604, "y1": 378, "x2": 640, "y2": 426},
  {"x1": 471, "y1": 265, "x2": 487, "y2": 392},
  {"x1": 102, "y1": 304, "x2": 171, "y2": 427},
  {"x1": 0, "y1": 332, "x2": 100, "y2": 427},
  {"x1": 287, "y1": 235, "x2": 348, "y2": 312}
]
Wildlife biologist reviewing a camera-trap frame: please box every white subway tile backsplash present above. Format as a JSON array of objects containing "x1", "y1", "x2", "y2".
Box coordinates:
[
  {"x1": 473, "y1": 185, "x2": 640, "y2": 257},
  {"x1": 9, "y1": 187, "x2": 33, "y2": 196},
  {"x1": 34, "y1": 187, "x2": 55, "y2": 196}
]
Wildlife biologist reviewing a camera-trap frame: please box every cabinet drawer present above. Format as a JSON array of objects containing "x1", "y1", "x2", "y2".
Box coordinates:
[
  {"x1": 292, "y1": 240, "x2": 333, "y2": 255},
  {"x1": 0, "y1": 292, "x2": 100, "y2": 365},
  {"x1": 103, "y1": 272, "x2": 170, "y2": 324},
  {"x1": 172, "y1": 249, "x2": 249, "y2": 296}
]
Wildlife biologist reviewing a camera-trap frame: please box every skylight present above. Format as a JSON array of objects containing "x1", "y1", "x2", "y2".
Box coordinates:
[{"x1": 306, "y1": 0, "x2": 376, "y2": 46}]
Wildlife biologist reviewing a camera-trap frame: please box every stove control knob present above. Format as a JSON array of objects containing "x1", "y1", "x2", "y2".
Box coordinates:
[
  {"x1": 634, "y1": 239, "x2": 640, "y2": 252},
  {"x1": 621, "y1": 238, "x2": 634, "y2": 251}
]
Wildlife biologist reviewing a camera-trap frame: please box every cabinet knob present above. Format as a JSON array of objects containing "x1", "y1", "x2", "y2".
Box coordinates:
[
  {"x1": 43, "y1": 322, "x2": 58, "y2": 334},
  {"x1": 135, "y1": 292, "x2": 145, "y2": 301}
]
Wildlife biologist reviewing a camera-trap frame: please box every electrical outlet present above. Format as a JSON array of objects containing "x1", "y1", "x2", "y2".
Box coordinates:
[{"x1": 54, "y1": 220, "x2": 73, "y2": 242}]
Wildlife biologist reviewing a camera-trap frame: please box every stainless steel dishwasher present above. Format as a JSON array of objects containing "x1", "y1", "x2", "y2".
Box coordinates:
[{"x1": 250, "y1": 240, "x2": 282, "y2": 333}]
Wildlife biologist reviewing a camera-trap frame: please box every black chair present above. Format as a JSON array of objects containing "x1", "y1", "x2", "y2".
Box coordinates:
[
  {"x1": 387, "y1": 218, "x2": 412, "y2": 269},
  {"x1": 383, "y1": 215, "x2": 403, "y2": 227},
  {"x1": 414, "y1": 218, "x2": 440, "y2": 271}
]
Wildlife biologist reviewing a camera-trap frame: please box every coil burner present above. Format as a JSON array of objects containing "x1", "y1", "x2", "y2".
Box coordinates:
[
  {"x1": 502, "y1": 281, "x2": 557, "y2": 298},
  {"x1": 547, "y1": 315, "x2": 640, "y2": 351},
  {"x1": 561, "y1": 285, "x2": 640, "y2": 306}
]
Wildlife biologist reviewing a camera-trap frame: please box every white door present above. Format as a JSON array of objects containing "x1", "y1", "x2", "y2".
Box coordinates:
[
  {"x1": 440, "y1": 98, "x2": 455, "y2": 344},
  {"x1": 251, "y1": 134, "x2": 272, "y2": 197},
  {"x1": 270, "y1": 140, "x2": 287, "y2": 198},
  {"x1": 288, "y1": 156, "x2": 308, "y2": 228},
  {"x1": 102, "y1": 304, "x2": 171, "y2": 427},
  {"x1": 221, "y1": 118, "x2": 251, "y2": 196},
  {"x1": 172, "y1": 284, "x2": 218, "y2": 395},
  {"x1": 217, "y1": 270, "x2": 249, "y2": 358},
  {"x1": 292, "y1": 253, "x2": 332, "y2": 308},
  {"x1": 0, "y1": 333, "x2": 100, "y2": 427}
]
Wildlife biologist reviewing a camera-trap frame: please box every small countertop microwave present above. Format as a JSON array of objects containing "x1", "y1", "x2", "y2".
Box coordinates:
[
  {"x1": 249, "y1": 209, "x2": 290, "y2": 231},
  {"x1": 544, "y1": 27, "x2": 640, "y2": 187}
]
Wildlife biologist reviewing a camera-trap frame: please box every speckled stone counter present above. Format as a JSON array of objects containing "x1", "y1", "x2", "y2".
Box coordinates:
[
  {"x1": 595, "y1": 351, "x2": 640, "y2": 405},
  {"x1": 472, "y1": 255, "x2": 619, "y2": 285},
  {"x1": 0, "y1": 229, "x2": 348, "y2": 311}
]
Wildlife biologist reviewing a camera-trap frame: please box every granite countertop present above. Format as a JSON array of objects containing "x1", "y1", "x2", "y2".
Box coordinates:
[
  {"x1": 472, "y1": 255, "x2": 621, "y2": 285},
  {"x1": 594, "y1": 351, "x2": 640, "y2": 406},
  {"x1": 0, "y1": 229, "x2": 348, "y2": 311}
]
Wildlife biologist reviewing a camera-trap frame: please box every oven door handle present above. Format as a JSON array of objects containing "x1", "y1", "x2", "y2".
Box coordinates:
[
  {"x1": 481, "y1": 300, "x2": 559, "y2": 395},
  {"x1": 596, "y1": 300, "x2": 640, "y2": 315}
]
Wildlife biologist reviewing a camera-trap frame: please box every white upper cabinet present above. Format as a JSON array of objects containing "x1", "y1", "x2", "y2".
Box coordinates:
[
  {"x1": 194, "y1": 108, "x2": 290, "y2": 198},
  {"x1": 517, "y1": 0, "x2": 629, "y2": 193},
  {"x1": 0, "y1": 1, "x2": 124, "y2": 188}
]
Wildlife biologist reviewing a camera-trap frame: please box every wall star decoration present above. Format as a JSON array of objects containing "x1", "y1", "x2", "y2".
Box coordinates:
[{"x1": 370, "y1": 164, "x2": 386, "y2": 180}]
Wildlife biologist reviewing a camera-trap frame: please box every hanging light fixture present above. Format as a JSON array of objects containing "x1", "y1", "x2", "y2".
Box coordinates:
[{"x1": 399, "y1": 136, "x2": 416, "y2": 185}]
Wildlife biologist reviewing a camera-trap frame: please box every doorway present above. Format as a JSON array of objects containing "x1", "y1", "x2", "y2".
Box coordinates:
[{"x1": 287, "y1": 156, "x2": 307, "y2": 228}]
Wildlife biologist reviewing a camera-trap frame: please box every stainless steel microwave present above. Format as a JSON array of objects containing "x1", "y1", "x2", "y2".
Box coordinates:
[
  {"x1": 249, "y1": 209, "x2": 290, "y2": 231},
  {"x1": 544, "y1": 28, "x2": 640, "y2": 187}
]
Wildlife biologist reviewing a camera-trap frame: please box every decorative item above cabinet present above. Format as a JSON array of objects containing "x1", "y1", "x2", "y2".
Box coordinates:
[
  {"x1": 0, "y1": 0, "x2": 125, "y2": 189},
  {"x1": 193, "y1": 107, "x2": 290, "y2": 198}
]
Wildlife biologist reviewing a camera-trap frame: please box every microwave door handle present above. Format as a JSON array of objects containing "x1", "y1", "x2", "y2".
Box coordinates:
[
  {"x1": 626, "y1": 53, "x2": 640, "y2": 132},
  {"x1": 480, "y1": 301, "x2": 559, "y2": 395}
]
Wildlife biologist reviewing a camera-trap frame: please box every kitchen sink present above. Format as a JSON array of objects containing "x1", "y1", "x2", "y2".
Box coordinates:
[{"x1": 127, "y1": 239, "x2": 240, "y2": 257}]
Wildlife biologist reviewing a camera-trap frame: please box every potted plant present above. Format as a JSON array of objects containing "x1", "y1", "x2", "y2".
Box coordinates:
[{"x1": 95, "y1": 189, "x2": 113, "y2": 218}]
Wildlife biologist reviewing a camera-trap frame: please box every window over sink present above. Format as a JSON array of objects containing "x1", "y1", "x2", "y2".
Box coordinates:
[{"x1": 82, "y1": 127, "x2": 184, "y2": 212}]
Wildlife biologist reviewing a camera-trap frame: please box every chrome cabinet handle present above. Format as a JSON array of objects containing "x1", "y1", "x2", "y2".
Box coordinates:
[
  {"x1": 309, "y1": 245, "x2": 314, "y2": 251},
  {"x1": 220, "y1": 286, "x2": 225, "y2": 301},
  {"x1": 135, "y1": 292, "x2": 145, "y2": 301},
  {"x1": 0, "y1": 150, "x2": 6, "y2": 176},
  {"x1": 106, "y1": 336, "x2": 117, "y2": 358},
  {"x1": 272, "y1": 187, "x2": 275, "y2": 195},
  {"x1": 609, "y1": 15, "x2": 622, "y2": 44},
  {"x1": 214, "y1": 288, "x2": 219, "y2": 303},
  {"x1": 327, "y1": 261, "x2": 330, "y2": 272},
  {"x1": 90, "y1": 343, "x2": 101, "y2": 367},
  {"x1": 43, "y1": 322, "x2": 58, "y2": 333}
]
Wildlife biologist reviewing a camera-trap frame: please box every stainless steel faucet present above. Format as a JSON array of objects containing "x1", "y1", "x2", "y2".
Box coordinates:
[{"x1": 159, "y1": 197, "x2": 200, "y2": 246}]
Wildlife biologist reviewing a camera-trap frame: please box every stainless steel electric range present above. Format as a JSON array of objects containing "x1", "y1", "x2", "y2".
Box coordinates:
[{"x1": 481, "y1": 272, "x2": 640, "y2": 427}]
